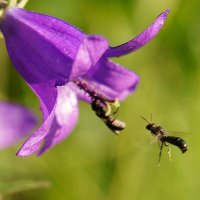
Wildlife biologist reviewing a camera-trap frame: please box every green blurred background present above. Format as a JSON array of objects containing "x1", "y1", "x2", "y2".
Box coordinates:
[{"x1": 0, "y1": 0, "x2": 200, "y2": 199}]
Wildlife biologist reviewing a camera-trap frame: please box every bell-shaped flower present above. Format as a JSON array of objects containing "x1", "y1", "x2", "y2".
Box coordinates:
[{"x1": 0, "y1": 4, "x2": 169, "y2": 156}]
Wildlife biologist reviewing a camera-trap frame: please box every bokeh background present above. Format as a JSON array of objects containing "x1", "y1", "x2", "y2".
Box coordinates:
[{"x1": 0, "y1": 0, "x2": 200, "y2": 199}]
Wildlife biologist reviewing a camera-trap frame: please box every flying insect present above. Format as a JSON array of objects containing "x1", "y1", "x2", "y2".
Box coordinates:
[{"x1": 140, "y1": 116, "x2": 188, "y2": 163}]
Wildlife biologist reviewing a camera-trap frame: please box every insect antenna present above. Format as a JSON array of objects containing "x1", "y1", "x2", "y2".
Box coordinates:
[
  {"x1": 150, "y1": 113, "x2": 153, "y2": 122},
  {"x1": 139, "y1": 116, "x2": 150, "y2": 124}
]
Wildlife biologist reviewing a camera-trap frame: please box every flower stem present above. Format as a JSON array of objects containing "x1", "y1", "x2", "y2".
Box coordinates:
[
  {"x1": 8, "y1": 0, "x2": 17, "y2": 7},
  {"x1": 0, "y1": 0, "x2": 8, "y2": 20},
  {"x1": 0, "y1": 0, "x2": 29, "y2": 19},
  {"x1": 17, "y1": 0, "x2": 29, "y2": 8}
]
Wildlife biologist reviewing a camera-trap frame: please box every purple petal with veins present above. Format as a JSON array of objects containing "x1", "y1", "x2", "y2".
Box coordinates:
[{"x1": 105, "y1": 9, "x2": 169, "y2": 57}]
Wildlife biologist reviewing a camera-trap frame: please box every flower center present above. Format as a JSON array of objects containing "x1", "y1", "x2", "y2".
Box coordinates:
[{"x1": 73, "y1": 78, "x2": 126, "y2": 135}]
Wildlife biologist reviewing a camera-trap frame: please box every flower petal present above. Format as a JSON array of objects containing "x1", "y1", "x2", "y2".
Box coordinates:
[
  {"x1": 16, "y1": 83, "x2": 78, "y2": 156},
  {"x1": 37, "y1": 86, "x2": 78, "y2": 155},
  {"x1": 0, "y1": 7, "x2": 83, "y2": 84},
  {"x1": 105, "y1": 9, "x2": 169, "y2": 57},
  {"x1": 0, "y1": 101, "x2": 36, "y2": 149},
  {"x1": 75, "y1": 58, "x2": 139, "y2": 102},
  {"x1": 68, "y1": 35, "x2": 109, "y2": 83},
  {"x1": 0, "y1": 7, "x2": 109, "y2": 86},
  {"x1": 16, "y1": 82, "x2": 57, "y2": 156}
]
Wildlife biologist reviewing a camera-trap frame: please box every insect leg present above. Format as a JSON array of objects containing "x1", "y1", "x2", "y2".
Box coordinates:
[
  {"x1": 105, "y1": 102, "x2": 112, "y2": 116},
  {"x1": 112, "y1": 100, "x2": 120, "y2": 116},
  {"x1": 163, "y1": 142, "x2": 172, "y2": 161},
  {"x1": 105, "y1": 98, "x2": 120, "y2": 116},
  {"x1": 166, "y1": 143, "x2": 172, "y2": 161},
  {"x1": 158, "y1": 142, "x2": 164, "y2": 167}
]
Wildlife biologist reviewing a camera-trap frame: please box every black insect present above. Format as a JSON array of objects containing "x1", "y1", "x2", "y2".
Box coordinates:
[
  {"x1": 91, "y1": 98, "x2": 126, "y2": 135},
  {"x1": 141, "y1": 116, "x2": 188, "y2": 163}
]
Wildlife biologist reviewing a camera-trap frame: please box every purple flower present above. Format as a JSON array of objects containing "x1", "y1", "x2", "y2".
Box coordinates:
[
  {"x1": 0, "y1": 6, "x2": 169, "y2": 156},
  {"x1": 0, "y1": 101, "x2": 36, "y2": 149}
]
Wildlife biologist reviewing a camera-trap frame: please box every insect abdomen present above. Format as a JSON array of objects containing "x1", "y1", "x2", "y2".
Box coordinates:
[{"x1": 161, "y1": 136, "x2": 188, "y2": 153}]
